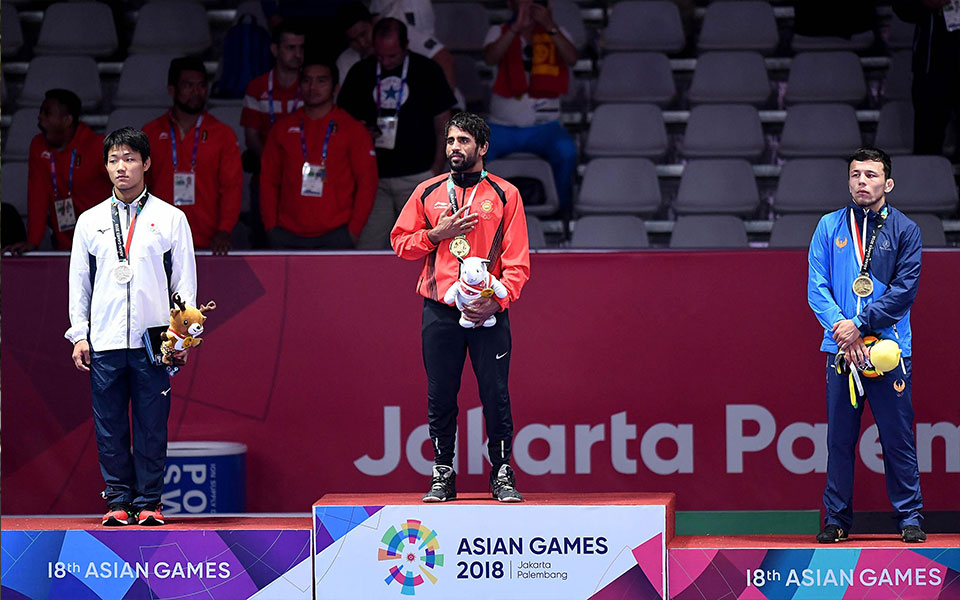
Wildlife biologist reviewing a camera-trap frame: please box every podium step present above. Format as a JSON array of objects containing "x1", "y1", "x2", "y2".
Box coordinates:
[
  {"x1": 668, "y1": 534, "x2": 960, "y2": 600},
  {"x1": 1, "y1": 516, "x2": 312, "y2": 600},
  {"x1": 313, "y1": 492, "x2": 675, "y2": 600}
]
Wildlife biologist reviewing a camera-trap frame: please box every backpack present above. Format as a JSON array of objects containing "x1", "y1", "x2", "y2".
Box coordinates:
[{"x1": 215, "y1": 14, "x2": 273, "y2": 99}]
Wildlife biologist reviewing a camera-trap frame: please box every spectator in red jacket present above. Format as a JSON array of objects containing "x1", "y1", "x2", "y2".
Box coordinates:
[
  {"x1": 259, "y1": 56, "x2": 378, "y2": 249},
  {"x1": 4, "y1": 89, "x2": 112, "y2": 254},
  {"x1": 143, "y1": 57, "x2": 243, "y2": 254}
]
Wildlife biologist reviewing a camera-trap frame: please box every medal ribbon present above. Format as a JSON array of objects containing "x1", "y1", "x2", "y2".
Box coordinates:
[
  {"x1": 376, "y1": 55, "x2": 409, "y2": 117},
  {"x1": 848, "y1": 205, "x2": 888, "y2": 276},
  {"x1": 49, "y1": 148, "x2": 78, "y2": 200},
  {"x1": 170, "y1": 114, "x2": 204, "y2": 172},
  {"x1": 111, "y1": 188, "x2": 149, "y2": 261},
  {"x1": 268, "y1": 69, "x2": 301, "y2": 124},
  {"x1": 446, "y1": 170, "x2": 487, "y2": 213},
  {"x1": 300, "y1": 119, "x2": 335, "y2": 169}
]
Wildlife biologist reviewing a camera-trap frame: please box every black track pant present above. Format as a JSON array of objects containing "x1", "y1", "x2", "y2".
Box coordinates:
[{"x1": 421, "y1": 298, "x2": 513, "y2": 472}]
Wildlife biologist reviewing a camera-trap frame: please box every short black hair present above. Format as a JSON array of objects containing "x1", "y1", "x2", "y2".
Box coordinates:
[
  {"x1": 847, "y1": 146, "x2": 892, "y2": 179},
  {"x1": 445, "y1": 112, "x2": 491, "y2": 150},
  {"x1": 167, "y1": 56, "x2": 208, "y2": 87},
  {"x1": 44, "y1": 88, "x2": 82, "y2": 123},
  {"x1": 373, "y1": 17, "x2": 408, "y2": 49},
  {"x1": 272, "y1": 19, "x2": 305, "y2": 45},
  {"x1": 337, "y1": 2, "x2": 372, "y2": 30},
  {"x1": 103, "y1": 127, "x2": 151, "y2": 164},
  {"x1": 301, "y1": 53, "x2": 339, "y2": 88}
]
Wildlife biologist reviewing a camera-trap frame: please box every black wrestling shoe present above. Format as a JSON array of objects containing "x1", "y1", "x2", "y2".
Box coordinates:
[
  {"x1": 490, "y1": 464, "x2": 523, "y2": 503},
  {"x1": 422, "y1": 465, "x2": 457, "y2": 502},
  {"x1": 102, "y1": 504, "x2": 135, "y2": 526},
  {"x1": 816, "y1": 523, "x2": 848, "y2": 543},
  {"x1": 901, "y1": 525, "x2": 926, "y2": 543}
]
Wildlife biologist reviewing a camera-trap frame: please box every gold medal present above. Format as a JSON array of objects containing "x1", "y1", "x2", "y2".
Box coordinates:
[
  {"x1": 852, "y1": 275, "x2": 873, "y2": 297},
  {"x1": 481, "y1": 288, "x2": 494, "y2": 298},
  {"x1": 449, "y1": 235, "x2": 470, "y2": 258}
]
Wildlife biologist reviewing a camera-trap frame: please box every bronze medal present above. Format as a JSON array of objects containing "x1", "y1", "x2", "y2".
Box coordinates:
[
  {"x1": 449, "y1": 235, "x2": 470, "y2": 258},
  {"x1": 852, "y1": 275, "x2": 873, "y2": 297}
]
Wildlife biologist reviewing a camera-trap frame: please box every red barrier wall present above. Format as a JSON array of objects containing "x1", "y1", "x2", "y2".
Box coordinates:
[{"x1": 2, "y1": 250, "x2": 958, "y2": 515}]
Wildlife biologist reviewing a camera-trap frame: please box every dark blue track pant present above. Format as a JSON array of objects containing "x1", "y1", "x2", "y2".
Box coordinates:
[
  {"x1": 91, "y1": 349, "x2": 171, "y2": 509},
  {"x1": 823, "y1": 353, "x2": 923, "y2": 531},
  {"x1": 422, "y1": 299, "x2": 514, "y2": 473}
]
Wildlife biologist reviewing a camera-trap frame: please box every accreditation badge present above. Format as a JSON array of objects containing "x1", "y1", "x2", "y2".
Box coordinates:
[
  {"x1": 374, "y1": 116, "x2": 398, "y2": 150},
  {"x1": 852, "y1": 275, "x2": 873, "y2": 297},
  {"x1": 301, "y1": 162, "x2": 326, "y2": 197},
  {"x1": 113, "y1": 259, "x2": 133, "y2": 285},
  {"x1": 54, "y1": 197, "x2": 77, "y2": 231},
  {"x1": 173, "y1": 172, "x2": 196, "y2": 206},
  {"x1": 449, "y1": 235, "x2": 470, "y2": 258}
]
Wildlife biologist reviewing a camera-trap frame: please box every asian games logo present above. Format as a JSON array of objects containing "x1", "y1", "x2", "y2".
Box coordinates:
[{"x1": 378, "y1": 519, "x2": 444, "y2": 596}]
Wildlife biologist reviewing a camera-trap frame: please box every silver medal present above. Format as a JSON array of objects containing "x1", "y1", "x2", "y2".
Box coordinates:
[{"x1": 114, "y1": 261, "x2": 133, "y2": 284}]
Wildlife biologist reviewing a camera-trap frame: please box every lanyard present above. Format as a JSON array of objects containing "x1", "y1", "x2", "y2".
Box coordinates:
[
  {"x1": 170, "y1": 114, "x2": 204, "y2": 172},
  {"x1": 447, "y1": 170, "x2": 487, "y2": 213},
  {"x1": 849, "y1": 205, "x2": 888, "y2": 275},
  {"x1": 300, "y1": 119, "x2": 335, "y2": 167},
  {"x1": 376, "y1": 55, "x2": 409, "y2": 116},
  {"x1": 268, "y1": 70, "x2": 301, "y2": 124},
  {"x1": 110, "y1": 188, "x2": 149, "y2": 261},
  {"x1": 49, "y1": 148, "x2": 77, "y2": 200}
]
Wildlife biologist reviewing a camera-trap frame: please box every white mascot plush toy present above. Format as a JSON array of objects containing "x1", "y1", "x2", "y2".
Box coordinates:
[{"x1": 443, "y1": 256, "x2": 509, "y2": 328}]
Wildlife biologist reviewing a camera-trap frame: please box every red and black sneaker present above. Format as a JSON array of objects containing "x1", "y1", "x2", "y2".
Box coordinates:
[
  {"x1": 102, "y1": 504, "x2": 135, "y2": 526},
  {"x1": 136, "y1": 507, "x2": 166, "y2": 526}
]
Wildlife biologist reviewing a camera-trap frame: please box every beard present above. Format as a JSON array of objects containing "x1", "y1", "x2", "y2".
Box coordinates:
[
  {"x1": 448, "y1": 150, "x2": 479, "y2": 172},
  {"x1": 174, "y1": 98, "x2": 205, "y2": 115}
]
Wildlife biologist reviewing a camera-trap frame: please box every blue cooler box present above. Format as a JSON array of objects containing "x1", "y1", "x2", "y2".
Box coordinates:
[{"x1": 162, "y1": 441, "x2": 247, "y2": 514}]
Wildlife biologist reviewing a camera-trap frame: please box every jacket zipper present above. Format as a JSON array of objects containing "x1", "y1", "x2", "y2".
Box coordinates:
[{"x1": 126, "y1": 204, "x2": 131, "y2": 348}]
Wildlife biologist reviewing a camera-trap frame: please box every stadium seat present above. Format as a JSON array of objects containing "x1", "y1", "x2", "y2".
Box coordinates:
[
  {"x1": 1, "y1": 161, "x2": 29, "y2": 219},
  {"x1": 791, "y1": 31, "x2": 874, "y2": 52},
  {"x1": 882, "y1": 50, "x2": 912, "y2": 102},
  {"x1": 34, "y1": 2, "x2": 118, "y2": 57},
  {"x1": 681, "y1": 104, "x2": 765, "y2": 161},
  {"x1": 779, "y1": 104, "x2": 862, "y2": 158},
  {"x1": 526, "y1": 216, "x2": 547, "y2": 249},
  {"x1": 874, "y1": 101, "x2": 914, "y2": 155},
  {"x1": 434, "y1": 3, "x2": 489, "y2": 53},
  {"x1": 602, "y1": 1, "x2": 685, "y2": 54},
  {"x1": 774, "y1": 159, "x2": 851, "y2": 214},
  {"x1": 570, "y1": 215, "x2": 649, "y2": 249},
  {"x1": 3, "y1": 109, "x2": 38, "y2": 160},
  {"x1": 209, "y1": 105, "x2": 244, "y2": 150},
  {"x1": 585, "y1": 104, "x2": 668, "y2": 159},
  {"x1": 18, "y1": 56, "x2": 102, "y2": 110},
  {"x1": 769, "y1": 213, "x2": 822, "y2": 248},
  {"x1": 1, "y1": 2, "x2": 23, "y2": 56},
  {"x1": 551, "y1": 0, "x2": 587, "y2": 52},
  {"x1": 906, "y1": 213, "x2": 947, "y2": 248},
  {"x1": 669, "y1": 215, "x2": 748, "y2": 248},
  {"x1": 113, "y1": 54, "x2": 181, "y2": 108},
  {"x1": 129, "y1": 1, "x2": 212, "y2": 55},
  {"x1": 453, "y1": 55, "x2": 488, "y2": 113},
  {"x1": 485, "y1": 157, "x2": 559, "y2": 217},
  {"x1": 593, "y1": 53, "x2": 675, "y2": 106},
  {"x1": 697, "y1": 1, "x2": 778, "y2": 54},
  {"x1": 687, "y1": 52, "x2": 771, "y2": 105},
  {"x1": 888, "y1": 156, "x2": 959, "y2": 216},
  {"x1": 784, "y1": 51, "x2": 866, "y2": 105},
  {"x1": 106, "y1": 107, "x2": 165, "y2": 135},
  {"x1": 577, "y1": 158, "x2": 661, "y2": 217},
  {"x1": 674, "y1": 159, "x2": 760, "y2": 217},
  {"x1": 886, "y1": 14, "x2": 915, "y2": 51}
]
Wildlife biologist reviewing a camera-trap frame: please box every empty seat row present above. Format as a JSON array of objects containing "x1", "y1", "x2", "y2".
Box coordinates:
[
  {"x1": 1, "y1": 1, "x2": 212, "y2": 58},
  {"x1": 562, "y1": 213, "x2": 950, "y2": 250}
]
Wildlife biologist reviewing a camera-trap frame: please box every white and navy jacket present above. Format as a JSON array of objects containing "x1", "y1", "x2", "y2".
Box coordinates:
[{"x1": 66, "y1": 191, "x2": 197, "y2": 351}]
